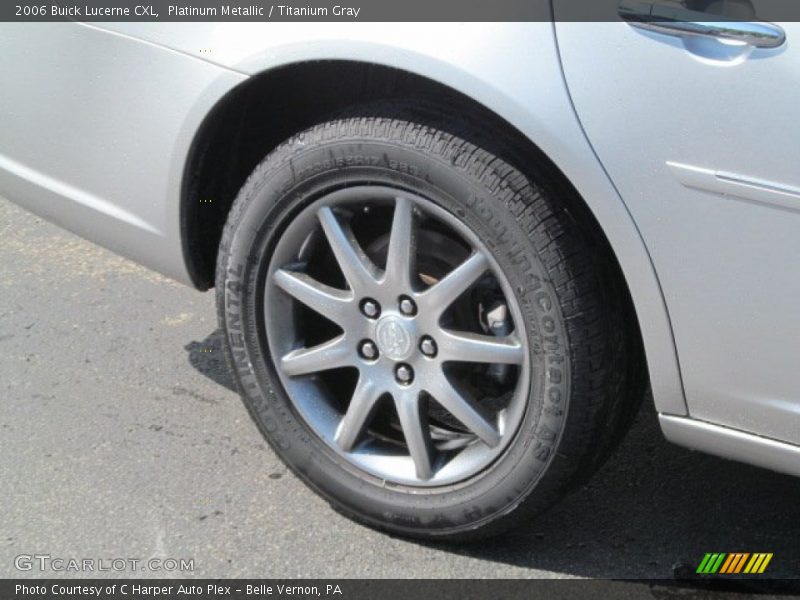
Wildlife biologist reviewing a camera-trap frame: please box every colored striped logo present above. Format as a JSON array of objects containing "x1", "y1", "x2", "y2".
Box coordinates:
[{"x1": 696, "y1": 553, "x2": 773, "y2": 574}]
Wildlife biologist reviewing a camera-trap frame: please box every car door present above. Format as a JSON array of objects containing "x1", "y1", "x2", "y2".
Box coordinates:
[{"x1": 554, "y1": 2, "x2": 800, "y2": 444}]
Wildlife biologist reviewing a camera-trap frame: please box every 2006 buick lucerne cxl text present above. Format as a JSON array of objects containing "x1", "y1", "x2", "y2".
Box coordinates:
[{"x1": 2, "y1": 8, "x2": 798, "y2": 539}]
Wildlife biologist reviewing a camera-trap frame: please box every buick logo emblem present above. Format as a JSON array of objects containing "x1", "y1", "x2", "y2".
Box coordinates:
[{"x1": 375, "y1": 316, "x2": 413, "y2": 360}]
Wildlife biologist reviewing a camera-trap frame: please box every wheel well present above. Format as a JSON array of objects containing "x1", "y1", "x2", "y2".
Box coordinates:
[
  {"x1": 180, "y1": 63, "x2": 639, "y2": 363},
  {"x1": 183, "y1": 60, "x2": 487, "y2": 290}
]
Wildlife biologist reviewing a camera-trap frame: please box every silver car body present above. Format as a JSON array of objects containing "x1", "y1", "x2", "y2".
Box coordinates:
[{"x1": 2, "y1": 16, "x2": 798, "y2": 476}]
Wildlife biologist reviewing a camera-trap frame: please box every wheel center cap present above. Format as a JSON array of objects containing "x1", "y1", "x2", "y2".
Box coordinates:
[{"x1": 375, "y1": 315, "x2": 414, "y2": 361}]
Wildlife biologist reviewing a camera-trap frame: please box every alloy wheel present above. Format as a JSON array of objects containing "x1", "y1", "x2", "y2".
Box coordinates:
[{"x1": 264, "y1": 186, "x2": 531, "y2": 487}]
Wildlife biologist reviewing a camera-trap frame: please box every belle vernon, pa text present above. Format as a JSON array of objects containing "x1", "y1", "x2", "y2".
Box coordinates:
[{"x1": 168, "y1": 5, "x2": 362, "y2": 17}]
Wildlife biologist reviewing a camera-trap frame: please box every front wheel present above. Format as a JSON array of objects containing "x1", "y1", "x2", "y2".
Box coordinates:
[{"x1": 216, "y1": 115, "x2": 642, "y2": 539}]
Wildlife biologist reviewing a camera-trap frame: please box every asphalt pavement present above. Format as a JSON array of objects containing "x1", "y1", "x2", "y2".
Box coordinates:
[{"x1": 2, "y1": 196, "x2": 800, "y2": 580}]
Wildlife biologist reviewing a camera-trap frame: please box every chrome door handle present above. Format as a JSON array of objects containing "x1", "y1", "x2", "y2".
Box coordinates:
[{"x1": 619, "y1": 1, "x2": 786, "y2": 48}]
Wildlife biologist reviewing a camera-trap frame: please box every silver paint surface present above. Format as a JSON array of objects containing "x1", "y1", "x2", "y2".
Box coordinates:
[{"x1": 3, "y1": 17, "x2": 797, "y2": 470}]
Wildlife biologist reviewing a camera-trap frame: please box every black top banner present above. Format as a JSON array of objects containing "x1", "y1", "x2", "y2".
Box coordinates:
[
  {"x1": 2, "y1": 0, "x2": 800, "y2": 22},
  {"x1": 4, "y1": 0, "x2": 551, "y2": 22}
]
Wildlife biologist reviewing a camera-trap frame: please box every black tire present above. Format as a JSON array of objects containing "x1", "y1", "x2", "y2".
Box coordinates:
[{"x1": 215, "y1": 113, "x2": 644, "y2": 540}]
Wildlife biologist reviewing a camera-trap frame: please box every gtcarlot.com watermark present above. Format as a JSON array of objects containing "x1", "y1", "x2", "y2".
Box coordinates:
[{"x1": 14, "y1": 554, "x2": 194, "y2": 573}]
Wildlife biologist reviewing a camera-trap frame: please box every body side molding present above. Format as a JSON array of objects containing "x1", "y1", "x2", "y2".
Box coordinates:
[
  {"x1": 660, "y1": 414, "x2": 800, "y2": 478},
  {"x1": 668, "y1": 161, "x2": 800, "y2": 213}
]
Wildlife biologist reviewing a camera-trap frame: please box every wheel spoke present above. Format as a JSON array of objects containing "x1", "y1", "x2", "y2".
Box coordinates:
[
  {"x1": 335, "y1": 377, "x2": 382, "y2": 452},
  {"x1": 280, "y1": 334, "x2": 352, "y2": 377},
  {"x1": 384, "y1": 196, "x2": 416, "y2": 288},
  {"x1": 317, "y1": 207, "x2": 378, "y2": 293},
  {"x1": 273, "y1": 269, "x2": 353, "y2": 325},
  {"x1": 426, "y1": 379, "x2": 501, "y2": 448},
  {"x1": 419, "y1": 252, "x2": 489, "y2": 316},
  {"x1": 394, "y1": 391, "x2": 435, "y2": 480},
  {"x1": 438, "y1": 330, "x2": 524, "y2": 365}
]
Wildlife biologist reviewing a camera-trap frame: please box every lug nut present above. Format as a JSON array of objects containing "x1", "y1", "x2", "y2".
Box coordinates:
[
  {"x1": 395, "y1": 364, "x2": 414, "y2": 385},
  {"x1": 361, "y1": 299, "x2": 380, "y2": 319},
  {"x1": 398, "y1": 296, "x2": 417, "y2": 316},
  {"x1": 359, "y1": 340, "x2": 378, "y2": 360},
  {"x1": 419, "y1": 337, "x2": 437, "y2": 357}
]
